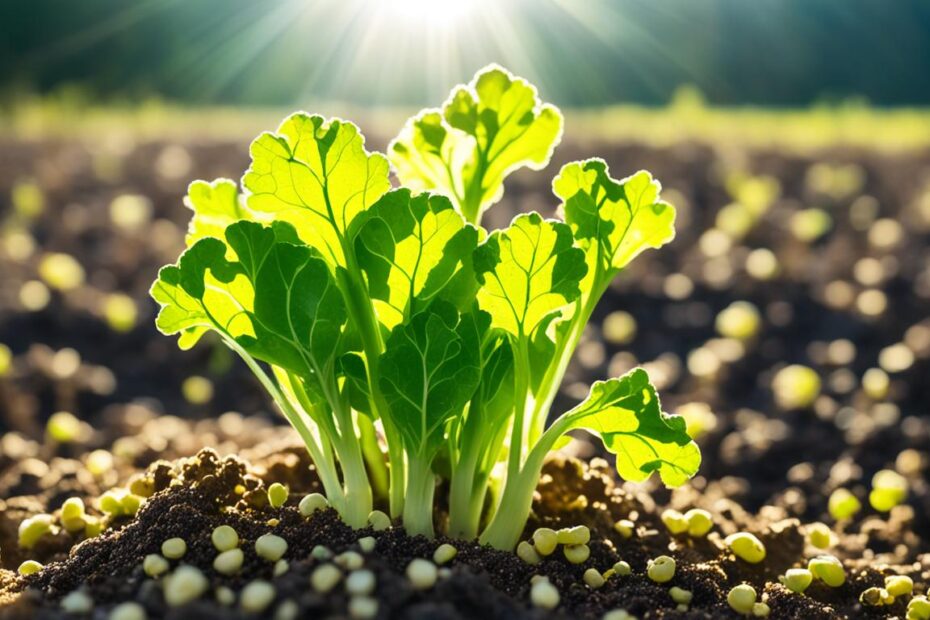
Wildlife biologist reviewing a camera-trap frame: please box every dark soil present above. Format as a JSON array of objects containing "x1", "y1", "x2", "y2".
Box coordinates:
[{"x1": 1, "y1": 130, "x2": 929, "y2": 618}]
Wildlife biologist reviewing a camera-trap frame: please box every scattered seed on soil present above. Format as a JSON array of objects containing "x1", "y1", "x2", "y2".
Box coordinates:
[
  {"x1": 161, "y1": 537, "x2": 187, "y2": 559},
  {"x1": 240, "y1": 580, "x2": 276, "y2": 613},
  {"x1": 255, "y1": 533, "x2": 288, "y2": 562},
  {"x1": 406, "y1": 559, "x2": 437, "y2": 590},
  {"x1": 211, "y1": 525, "x2": 239, "y2": 551}
]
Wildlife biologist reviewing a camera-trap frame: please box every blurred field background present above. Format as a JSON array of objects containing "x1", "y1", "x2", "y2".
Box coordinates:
[{"x1": 1, "y1": 0, "x2": 929, "y2": 525}]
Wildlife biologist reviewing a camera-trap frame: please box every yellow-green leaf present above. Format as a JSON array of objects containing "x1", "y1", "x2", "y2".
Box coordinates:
[
  {"x1": 184, "y1": 179, "x2": 259, "y2": 249},
  {"x1": 390, "y1": 65, "x2": 563, "y2": 224},
  {"x1": 553, "y1": 159, "x2": 676, "y2": 280},
  {"x1": 242, "y1": 114, "x2": 391, "y2": 265},
  {"x1": 565, "y1": 368, "x2": 700, "y2": 487}
]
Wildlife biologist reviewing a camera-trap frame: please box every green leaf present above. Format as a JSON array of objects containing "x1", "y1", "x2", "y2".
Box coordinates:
[
  {"x1": 184, "y1": 179, "x2": 259, "y2": 249},
  {"x1": 473, "y1": 212, "x2": 586, "y2": 342},
  {"x1": 389, "y1": 65, "x2": 563, "y2": 224},
  {"x1": 379, "y1": 302, "x2": 481, "y2": 457},
  {"x1": 553, "y1": 159, "x2": 676, "y2": 279},
  {"x1": 355, "y1": 189, "x2": 480, "y2": 330},
  {"x1": 242, "y1": 114, "x2": 391, "y2": 265},
  {"x1": 151, "y1": 221, "x2": 347, "y2": 384},
  {"x1": 564, "y1": 368, "x2": 700, "y2": 487}
]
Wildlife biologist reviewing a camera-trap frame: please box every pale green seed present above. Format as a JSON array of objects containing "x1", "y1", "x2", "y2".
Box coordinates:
[
  {"x1": 827, "y1": 488, "x2": 861, "y2": 520},
  {"x1": 335, "y1": 551, "x2": 364, "y2": 571},
  {"x1": 299, "y1": 493, "x2": 329, "y2": 517},
  {"x1": 215, "y1": 586, "x2": 236, "y2": 606},
  {"x1": 532, "y1": 528, "x2": 558, "y2": 556},
  {"x1": 348, "y1": 596, "x2": 379, "y2": 619},
  {"x1": 108, "y1": 601, "x2": 147, "y2": 620},
  {"x1": 17, "y1": 560, "x2": 43, "y2": 576},
  {"x1": 602, "y1": 610, "x2": 636, "y2": 620},
  {"x1": 164, "y1": 566, "x2": 208, "y2": 606},
  {"x1": 213, "y1": 548, "x2": 244, "y2": 575},
  {"x1": 683, "y1": 508, "x2": 713, "y2": 537},
  {"x1": 268, "y1": 483, "x2": 289, "y2": 508},
  {"x1": 752, "y1": 602, "x2": 771, "y2": 617},
  {"x1": 120, "y1": 493, "x2": 143, "y2": 516},
  {"x1": 885, "y1": 575, "x2": 913, "y2": 598},
  {"x1": 357, "y1": 536, "x2": 376, "y2": 553},
  {"x1": 211, "y1": 525, "x2": 239, "y2": 552},
  {"x1": 367, "y1": 510, "x2": 391, "y2": 531},
  {"x1": 517, "y1": 541, "x2": 541, "y2": 565},
  {"x1": 613, "y1": 560, "x2": 632, "y2": 576},
  {"x1": 782, "y1": 568, "x2": 813, "y2": 593},
  {"x1": 143, "y1": 554, "x2": 169, "y2": 577},
  {"x1": 311, "y1": 545, "x2": 333, "y2": 560},
  {"x1": 406, "y1": 559, "x2": 438, "y2": 590},
  {"x1": 161, "y1": 538, "x2": 187, "y2": 560},
  {"x1": 61, "y1": 497, "x2": 86, "y2": 523},
  {"x1": 240, "y1": 580, "x2": 276, "y2": 613},
  {"x1": 807, "y1": 522, "x2": 832, "y2": 549},
  {"x1": 310, "y1": 564, "x2": 342, "y2": 594},
  {"x1": 433, "y1": 543, "x2": 457, "y2": 565},
  {"x1": 725, "y1": 532, "x2": 766, "y2": 564},
  {"x1": 346, "y1": 569, "x2": 376, "y2": 595},
  {"x1": 860, "y1": 587, "x2": 888, "y2": 606},
  {"x1": 670, "y1": 587, "x2": 693, "y2": 604},
  {"x1": 564, "y1": 543, "x2": 591, "y2": 565},
  {"x1": 256, "y1": 534, "x2": 288, "y2": 562},
  {"x1": 19, "y1": 514, "x2": 54, "y2": 548},
  {"x1": 661, "y1": 509, "x2": 689, "y2": 535},
  {"x1": 530, "y1": 578, "x2": 560, "y2": 610},
  {"x1": 808, "y1": 555, "x2": 845, "y2": 587},
  {"x1": 908, "y1": 596, "x2": 930, "y2": 620},
  {"x1": 557, "y1": 525, "x2": 590, "y2": 546},
  {"x1": 647, "y1": 556, "x2": 676, "y2": 583},
  {"x1": 60, "y1": 590, "x2": 93, "y2": 614},
  {"x1": 274, "y1": 560, "x2": 289, "y2": 577},
  {"x1": 583, "y1": 568, "x2": 605, "y2": 589},
  {"x1": 613, "y1": 519, "x2": 635, "y2": 539},
  {"x1": 727, "y1": 584, "x2": 757, "y2": 615}
]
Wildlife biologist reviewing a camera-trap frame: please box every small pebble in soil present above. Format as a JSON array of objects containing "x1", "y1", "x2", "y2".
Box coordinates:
[
  {"x1": 530, "y1": 577, "x2": 560, "y2": 610},
  {"x1": 725, "y1": 532, "x2": 766, "y2": 563},
  {"x1": 213, "y1": 548, "x2": 244, "y2": 575},
  {"x1": 142, "y1": 554, "x2": 169, "y2": 577},
  {"x1": 367, "y1": 510, "x2": 391, "y2": 531},
  {"x1": 255, "y1": 533, "x2": 288, "y2": 562},
  {"x1": 647, "y1": 556, "x2": 675, "y2": 583},
  {"x1": 808, "y1": 554, "x2": 845, "y2": 587},
  {"x1": 161, "y1": 537, "x2": 187, "y2": 559},
  {"x1": 108, "y1": 601, "x2": 146, "y2": 620},
  {"x1": 727, "y1": 583, "x2": 757, "y2": 615},
  {"x1": 240, "y1": 580, "x2": 276, "y2": 613},
  {"x1": 781, "y1": 568, "x2": 813, "y2": 593},
  {"x1": 406, "y1": 558, "x2": 438, "y2": 590},
  {"x1": 310, "y1": 564, "x2": 342, "y2": 593},
  {"x1": 432, "y1": 543, "x2": 457, "y2": 565},
  {"x1": 211, "y1": 525, "x2": 239, "y2": 551},
  {"x1": 60, "y1": 590, "x2": 94, "y2": 614},
  {"x1": 532, "y1": 527, "x2": 558, "y2": 556},
  {"x1": 164, "y1": 566, "x2": 209, "y2": 606},
  {"x1": 346, "y1": 569, "x2": 376, "y2": 595},
  {"x1": 298, "y1": 493, "x2": 329, "y2": 517},
  {"x1": 564, "y1": 543, "x2": 591, "y2": 564},
  {"x1": 17, "y1": 560, "x2": 43, "y2": 576}
]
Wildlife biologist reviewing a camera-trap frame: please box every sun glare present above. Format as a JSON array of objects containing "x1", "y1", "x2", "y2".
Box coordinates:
[{"x1": 384, "y1": 0, "x2": 483, "y2": 28}]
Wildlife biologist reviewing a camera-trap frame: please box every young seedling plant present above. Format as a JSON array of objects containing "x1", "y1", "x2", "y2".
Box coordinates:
[{"x1": 151, "y1": 65, "x2": 701, "y2": 550}]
